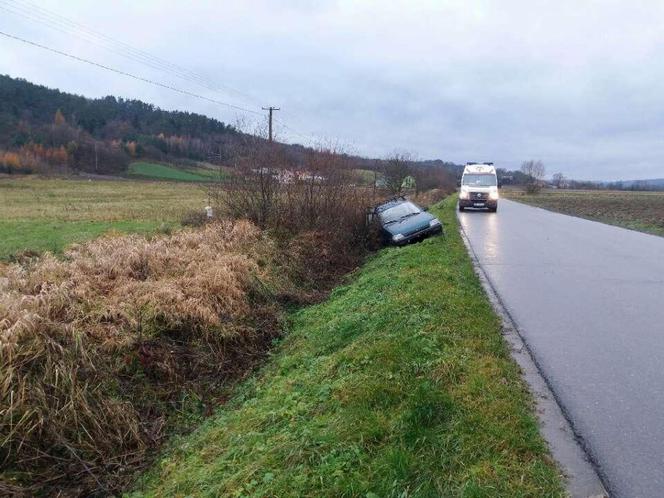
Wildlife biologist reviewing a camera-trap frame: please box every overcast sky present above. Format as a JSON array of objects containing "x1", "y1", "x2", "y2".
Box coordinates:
[{"x1": 1, "y1": 0, "x2": 664, "y2": 180}]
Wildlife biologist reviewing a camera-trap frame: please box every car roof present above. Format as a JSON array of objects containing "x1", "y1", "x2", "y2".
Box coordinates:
[{"x1": 375, "y1": 197, "x2": 415, "y2": 213}]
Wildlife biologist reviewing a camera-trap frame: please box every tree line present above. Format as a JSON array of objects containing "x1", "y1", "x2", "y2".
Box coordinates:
[
  {"x1": 3, "y1": 74, "x2": 566, "y2": 192},
  {"x1": 0, "y1": 74, "x2": 239, "y2": 174}
]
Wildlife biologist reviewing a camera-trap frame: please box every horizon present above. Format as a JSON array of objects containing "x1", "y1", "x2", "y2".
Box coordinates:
[
  {"x1": 4, "y1": 72, "x2": 663, "y2": 184},
  {"x1": 2, "y1": 0, "x2": 664, "y2": 181}
]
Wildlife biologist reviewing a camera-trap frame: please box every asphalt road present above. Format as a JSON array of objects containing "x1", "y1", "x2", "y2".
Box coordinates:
[{"x1": 458, "y1": 199, "x2": 664, "y2": 498}]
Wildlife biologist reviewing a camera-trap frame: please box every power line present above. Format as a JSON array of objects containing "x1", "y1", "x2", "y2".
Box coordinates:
[
  {"x1": 0, "y1": 1, "x2": 330, "y2": 147},
  {"x1": 274, "y1": 117, "x2": 316, "y2": 143},
  {"x1": 0, "y1": 29, "x2": 264, "y2": 117},
  {"x1": 0, "y1": 0, "x2": 326, "y2": 145},
  {"x1": 0, "y1": 0, "x2": 264, "y2": 109},
  {"x1": 0, "y1": 2, "x2": 251, "y2": 106}
]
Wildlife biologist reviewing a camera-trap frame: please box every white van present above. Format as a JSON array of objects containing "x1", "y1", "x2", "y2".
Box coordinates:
[{"x1": 458, "y1": 163, "x2": 499, "y2": 212}]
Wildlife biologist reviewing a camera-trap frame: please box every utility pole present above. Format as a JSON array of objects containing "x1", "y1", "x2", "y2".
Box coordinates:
[
  {"x1": 262, "y1": 106, "x2": 280, "y2": 142},
  {"x1": 207, "y1": 144, "x2": 224, "y2": 164},
  {"x1": 94, "y1": 142, "x2": 98, "y2": 173},
  {"x1": 207, "y1": 144, "x2": 225, "y2": 181}
]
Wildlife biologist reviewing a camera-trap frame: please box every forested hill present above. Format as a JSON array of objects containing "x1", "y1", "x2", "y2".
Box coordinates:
[
  {"x1": 0, "y1": 74, "x2": 246, "y2": 174},
  {"x1": 0, "y1": 74, "x2": 462, "y2": 179},
  {"x1": 0, "y1": 74, "x2": 235, "y2": 138}
]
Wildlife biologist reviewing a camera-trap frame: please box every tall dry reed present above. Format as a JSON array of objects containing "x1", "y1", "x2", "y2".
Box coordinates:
[{"x1": 0, "y1": 221, "x2": 284, "y2": 495}]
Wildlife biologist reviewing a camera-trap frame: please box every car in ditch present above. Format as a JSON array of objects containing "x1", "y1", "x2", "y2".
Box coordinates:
[{"x1": 371, "y1": 197, "x2": 443, "y2": 246}]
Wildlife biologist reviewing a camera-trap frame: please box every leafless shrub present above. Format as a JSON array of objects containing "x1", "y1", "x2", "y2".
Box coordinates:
[
  {"x1": 552, "y1": 172, "x2": 566, "y2": 189},
  {"x1": 211, "y1": 143, "x2": 375, "y2": 290},
  {"x1": 521, "y1": 159, "x2": 546, "y2": 193},
  {"x1": 211, "y1": 136, "x2": 284, "y2": 228},
  {"x1": 411, "y1": 166, "x2": 457, "y2": 196},
  {"x1": 383, "y1": 152, "x2": 413, "y2": 195}
]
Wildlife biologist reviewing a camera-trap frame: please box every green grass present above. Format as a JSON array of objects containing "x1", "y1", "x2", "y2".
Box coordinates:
[
  {"x1": 0, "y1": 176, "x2": 204, "y2": 259},
  {"x1": 128, "y1": 161, "x2": 219, "y2": 182},
  {"x1": 0, "y1": 219, "x2": 169, "y2": 259},
  {"x1": 130, "y1": 196, "x2": 563, "y2": 498}
]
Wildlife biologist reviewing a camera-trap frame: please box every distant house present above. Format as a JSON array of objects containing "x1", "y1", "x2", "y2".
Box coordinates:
[
  {"x1": 296, "y1": 171, "x2": 325, "y2": 183},
  {"x1": 250, "y1": 167, "x2": 326, "y2": 184},
  {"x1": 275, "y1": 169, "x2": 296, "y2": 184},
  {"x1": 251, "y1": 167, "x2": 273, "y2": 176},
  {"x1": 277, "y1": 169, "x2": 325, "y2": 184}
]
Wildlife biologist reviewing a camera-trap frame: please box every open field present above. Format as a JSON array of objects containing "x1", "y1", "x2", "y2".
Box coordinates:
[
  {"x1": 0, "y1": 176, "x2": 205, "y2": 259},
  {"x1": 504, "y1": 189, "x2": 664, "y2": 237},
  {"x1": 128, "y1": 161, "x2": 229, "y2": 182},
  {"x1": 132, "y1": 196, "x2": 564, "y2": 498}
]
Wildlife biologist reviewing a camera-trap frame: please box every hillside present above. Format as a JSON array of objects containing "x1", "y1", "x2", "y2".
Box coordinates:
[
  {"x1": 0, "y1": 74, "x2": 463, "y2": 180},
  {"x1": 0, "y1": 74, "x2": 242, "y2": 174}
]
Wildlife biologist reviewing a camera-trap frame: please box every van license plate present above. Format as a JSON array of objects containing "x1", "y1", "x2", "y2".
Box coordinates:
[{"x1": 473, "y1": 202, "x2": 485, "y2": 207}]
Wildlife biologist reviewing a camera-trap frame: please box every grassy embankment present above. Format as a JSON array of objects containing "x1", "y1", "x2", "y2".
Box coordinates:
[
  {"x1": 0, "y1": 176, "x2": 203, "y2": 259},
  {"x1": 132, "y1": 196, "x2": 564, "y2": 498},
  {"x1": 504, "y1": 189, "x2": 664, "y2": 237},
  {"x1": 128, "y1": 161, "x2": 230, "y2": 182}
]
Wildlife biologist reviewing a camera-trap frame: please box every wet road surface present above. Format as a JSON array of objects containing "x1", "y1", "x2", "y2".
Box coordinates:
[{"x1": 458, "y1": 199, "x2": 664, "y2": 498}]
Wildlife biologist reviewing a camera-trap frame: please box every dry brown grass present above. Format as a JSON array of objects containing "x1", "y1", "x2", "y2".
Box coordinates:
[{"x1": 0, "y1": 221, "x2": 287, "y2": 495}]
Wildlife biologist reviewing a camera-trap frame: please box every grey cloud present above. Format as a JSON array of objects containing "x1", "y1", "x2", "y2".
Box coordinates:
[{"x1": 1, "y1": 0, "x2": 664, "y2": 180}]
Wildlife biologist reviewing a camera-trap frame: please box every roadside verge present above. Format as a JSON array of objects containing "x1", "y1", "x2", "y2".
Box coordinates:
[{"x1": 131, "y1": 196, "x2": 566, "y2": 497}]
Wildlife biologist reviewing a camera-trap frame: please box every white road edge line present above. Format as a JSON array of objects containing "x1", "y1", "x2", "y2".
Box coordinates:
[{"x1": 457, "y1": 212, "x2": 609, "y2": 498}]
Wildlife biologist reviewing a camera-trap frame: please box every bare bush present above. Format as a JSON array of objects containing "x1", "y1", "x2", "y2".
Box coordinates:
[
  {"x1": 383, "y1": 152, "x2": 413, "y2": 195},
  {"x1": 521, "y1": 160, "x2": 546, "y2": 193},
  {"x1": 212, "y1": 137, "x2": 285, "y2": 228},
  {"x1": 211, "y1": 143, "x2": 375, "y2": 289},
  {"x1": 411, "y1": 164, "x2": 457, "y2": 195},
  {"x1": 552, "y1": 172, "x2": 566, "y2": 189}
]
